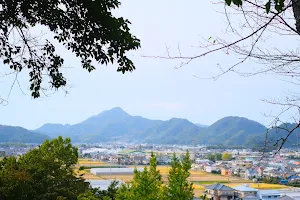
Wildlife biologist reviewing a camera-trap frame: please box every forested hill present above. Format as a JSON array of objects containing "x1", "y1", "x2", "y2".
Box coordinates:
[
  {"x1": 2, "y1": 107, "x2": 298, "y2": 147},
  {"x1": 0, "y1": 125, "x2": 49, "y2": 143}
]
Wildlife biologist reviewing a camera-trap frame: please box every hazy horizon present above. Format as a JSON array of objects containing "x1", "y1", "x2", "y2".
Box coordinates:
[{"x1": 0, "y1": 0, "x2": 297, "y2": 130}]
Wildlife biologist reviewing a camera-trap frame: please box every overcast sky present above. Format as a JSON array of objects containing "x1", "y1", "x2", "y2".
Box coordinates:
[{"x1": 0, "y1": 0, "x2": 297, "y2": 129}]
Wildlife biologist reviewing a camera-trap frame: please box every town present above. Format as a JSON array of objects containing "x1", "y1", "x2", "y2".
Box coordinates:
[{"x1": 3, "y1": 142, "x2": 300, "y2": 199}]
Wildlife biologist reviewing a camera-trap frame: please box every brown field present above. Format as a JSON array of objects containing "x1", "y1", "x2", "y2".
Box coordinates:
[
  {"x1": 227, "y1": 183, "x2": 288, "y2": 190},
  {"x1": 77, "y1": 159, "x2": 108, "y2": 166},
  {"x1": 75, "y1": 162, "x2": 288, "y2": 198}
]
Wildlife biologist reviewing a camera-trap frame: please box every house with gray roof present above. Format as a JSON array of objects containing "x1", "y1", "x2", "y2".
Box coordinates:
[
  {"x1": 204, "y1": 183, "x2": 235, "y2": 200},
  {"x1": 234, "y1": 184, "x2": 259, "y2": 200},
  {"x1": 258, "y1": 190, "x2": 280, "y2": 200},
  {"x1": 278, "y1": 195, "x2": 294, "y2": 200}
]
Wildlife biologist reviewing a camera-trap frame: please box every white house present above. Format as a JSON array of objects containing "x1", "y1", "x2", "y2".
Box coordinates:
[
  {"x1": 206, "y1": 164, "x2": 217, "y2": 173},
  {"x1": 234, "y1": 184, "x2": 259, "y2": 200},
  {"x1": 258, "y1": 190, "x2": 280, "y2": 200}
]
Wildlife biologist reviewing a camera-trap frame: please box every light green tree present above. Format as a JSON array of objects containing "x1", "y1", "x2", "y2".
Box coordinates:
[
  {"x1": 116, "y1": 152, "x2": 163, "y2": 200},
  {"x1": 164, "y1": 150, "x2": 194, "y2": 200},
  {"x1": 222, "y1": 153, "x2": 233, "y2": 161}
]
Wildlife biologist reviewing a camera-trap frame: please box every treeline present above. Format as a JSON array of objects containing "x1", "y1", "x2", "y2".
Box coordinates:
[
  {"x1": 207, "y1": 153, "x2": 232, "y2": 161},
  {"x1": 0, "y1": 137, "x2": 195, "y2": 200}
]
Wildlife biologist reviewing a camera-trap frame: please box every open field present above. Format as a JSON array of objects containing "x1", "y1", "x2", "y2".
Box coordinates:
[
  {"x1": 77, "y1": 159, "x2": 108, "y2": 166},
  {"x1": 75, "y1": 160, "x2": 288, "y2": 197},
  {"x1": 227, "y1": 183, "x2": 288, "y2": 190}
]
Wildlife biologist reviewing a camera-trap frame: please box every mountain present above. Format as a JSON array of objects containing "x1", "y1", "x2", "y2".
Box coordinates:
[
  {"x1": 0, "y1": 125, "x2": 49, "y2": 143},
  {"x1": 195, "y1": 123, "x2": 209, "y2": 128},
  {"x1": 34, "y1": 108, "x2": 300, "y2": 147},
  {"x1": 143, "y1": 118, "x2": 205, "y2": 144},
  {"x1": 196, "y1": 116, "x2": 267, "y2": 146},
  {"x1": 267, "y1": 123, "x2": 300, "y2": 148},
  {"x1": 35, "y1": 123, "x2": 71, "y2": 138},
  {"x1": 36, "y1": 107, "x2": 163, "y2": 142}
]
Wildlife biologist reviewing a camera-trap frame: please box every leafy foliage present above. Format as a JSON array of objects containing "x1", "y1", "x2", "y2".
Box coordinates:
[
  {"x1": 225, "y1": 0, "x2": 285, "y2": 12},
  {"x1": 0, "y1": 0, "x2": 140, "y2": 98},
  {"x1": 116, "y1": 152, "x2": 193, "y2": 200},
  {"x1": 207, "y1": 153, "x2": 222, "y2": 162},
  {"x1": 0, "y1": 137, "x2": 89, "y2": 200},
  {"x1": 0, "y1": 140, "x2": 195, "y2": 199},
  {"x1": 164, "y1": 151, "x2": 194, "y2": 200},
  {"x1": 207, "y1": 154, "x2": 216, "y2": 162},
  {"x1": 222, "y1": 153, "x2": 232, "y2": 161},
  {"x1": 92, "y1": 180, "x2": 120, "y2": 200},
  {"x1": 215, "y1": 153, "x2": 222, "y2": 160},
  {"x1": 116, "y1": 153, "x2": 163, "y2": 200}
]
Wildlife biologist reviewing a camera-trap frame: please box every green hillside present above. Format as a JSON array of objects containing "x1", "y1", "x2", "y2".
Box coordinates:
[
  {"x1": 34, "y1": 108, "x2": 300, "y2": 147},
  {"x1": 196, "y1": 116, "x2": 267, "y2": 146},
  {"x1": 143, "y1": 118, "x2": 205, "y2": 144},
  {"x1": 0, "y1": 125, "x2": 49, "y2": 143},
  {"x1": 36, "y1": 107, "x2": 163, "y2": 142}
]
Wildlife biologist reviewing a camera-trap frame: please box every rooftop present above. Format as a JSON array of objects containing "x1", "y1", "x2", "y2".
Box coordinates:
[
  {"x1": 234, "y1": 184, "x2": 258, "y2": 192},
  {"x1": 205, "y1": 183, "x2": 235, "y2": 191},
  {"x1": 259, "y1": 190, "x2": 280, "y2": 196}
]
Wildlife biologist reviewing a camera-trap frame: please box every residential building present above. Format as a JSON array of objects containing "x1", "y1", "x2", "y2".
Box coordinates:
[
  {"x1": 221, "y1": 168, "x2": 231, "y2": 176},
  {"x1": 206, "y1": 165, "x2": 217, "y2": 173},
  {"x1": 204, "y1": 183, "x2": 235, "y2": 200},
  {"x1": 258, "y1": 190, "x2": 280, "y2": 200},
  {"x1": 234, "y1": 184, "x2": 258, "y2": 199},
  {"x1": 278, "y1": 195, "x2": 294, "y2": 200}
]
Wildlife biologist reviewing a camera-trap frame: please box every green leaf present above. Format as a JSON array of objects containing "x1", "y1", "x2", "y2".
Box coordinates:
[
  {"x1": 265, "y1": 1, "x2": 271, "y2": 13},
  {"x1": 3, "y1": 59, "x2": 9, "y2": 64},
  {"x1": 225, "y1": 0, "x2": 232, "y2": 6},
  {"x1": 232, "y1": 0, "x2": 242, "y2": 6},
  {"x1": 275, "y1": 4, "x2": 281, "y2": 12}
]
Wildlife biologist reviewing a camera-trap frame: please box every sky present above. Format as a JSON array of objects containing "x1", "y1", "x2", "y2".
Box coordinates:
[{"x1": 0, "y1": 0, "x2": 298, "y2": 129}]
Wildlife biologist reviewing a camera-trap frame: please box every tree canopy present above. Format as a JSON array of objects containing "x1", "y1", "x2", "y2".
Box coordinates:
[
  {"x1": 0, "y1": 0, "x2": 140, "y2": 99},
  {"x1": 164, "y1": 151, "x2": 194, "y2": 200},
  {"x1": 0, "y1": 138, "x2": 196, "y2": 199},
  {"x1": 115, "y1": 151, "x2": 194, "y2": 200},
  {"x1": 0, "y1": 136, "x2": 89, "y2": 200},
  {"x1": 222, "y1": 153, "x2": 233, "y2": 161},
  {"x1": 116, "y1": 153, "x2": 164, "y2": 200}
]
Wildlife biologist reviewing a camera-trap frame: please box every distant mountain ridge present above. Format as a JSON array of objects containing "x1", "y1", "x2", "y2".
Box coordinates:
[
  {"x1": 2, "y1": 107, "x2": 298, "y2": 147},
  {"x1": 34, "y1": 107, "x2": 273, "y2": 147},
  {"x1": 36, "y1": 107, "x2": 163, "y2": 143},
  {"x1": 0, "y1": 125, "x2": 49, "y2": 143},
  {"x1": 142, "y1": 118, "x2": 205, "y2": 144},
  {"x1": 195, "y1": 116, "x2": 266, "y2": 146}
]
